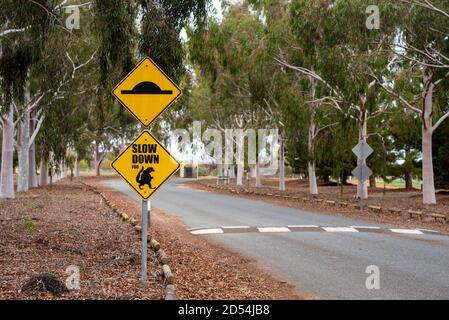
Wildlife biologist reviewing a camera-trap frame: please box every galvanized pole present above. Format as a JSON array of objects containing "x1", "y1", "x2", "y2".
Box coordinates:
[
  {"x1": 140, "y1": 200, "x2": 148, "y2": 282},
  {"x1": 148, "y1": 200, "x2": 151, "y2": 230}
]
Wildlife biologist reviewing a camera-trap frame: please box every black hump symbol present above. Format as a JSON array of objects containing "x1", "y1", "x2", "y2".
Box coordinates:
[
  {"x1": 121, "y1": 81, "x2": 173, "y2": 95},
  {"x1": 136, "y1": 166, "x2": 155, "y2": 190}
]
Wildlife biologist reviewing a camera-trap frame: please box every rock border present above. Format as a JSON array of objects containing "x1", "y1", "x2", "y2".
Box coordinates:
[
  {"x1": 207, "y1": 183, "x2": 448, "y2": 224},
  {"x1": 80, "y1": 181, "x2": 176, "y2": 300}
]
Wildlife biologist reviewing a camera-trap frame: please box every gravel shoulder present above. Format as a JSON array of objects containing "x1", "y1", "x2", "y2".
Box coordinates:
[{"x1": 0, "y1": 180, "x2": 163, "y2": 300}]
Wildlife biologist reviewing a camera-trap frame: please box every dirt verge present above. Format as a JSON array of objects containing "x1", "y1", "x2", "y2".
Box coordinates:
[{"x1": 0, "y1": 180, "x2": 162, "y2": 300}]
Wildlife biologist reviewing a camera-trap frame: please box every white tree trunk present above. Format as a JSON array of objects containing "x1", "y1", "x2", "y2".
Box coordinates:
[
  {"x1": 249, "y1": 165, "x2": 255, "y2": 178},
  {"x1": 39, "y1": 158, "x2": 48, "y2": 187},
  {"x1": 308, "y1": 162, "x2": 318, "y2": 195},
  {"x1": 422, "y1": 78, "x2": 436, "y2": 204},
  {"x1": 18, "y1": 81, "x2": 33, "y2": 192},
  {"x1": 308, "y1": 77, "x2": 319, "y2": 195},
  {"x1": 236, "y1": 164, "x2": 244, "y2": 186},
  {"x1": 61, "y1": 162, "x2": 68, "y2": 179},
  {"x1": 17, "y1": 110, "x2": 30, "y2": 193},
  {"x1": 228, "y1": 165, "x2": 236, "y2": 179},
  {"x1": 255, "y1": 161, "x2": 261, "y2": 188},
  {"x1": 74, "y1": 154, "x2": 80, "y2": 177},
  {"x1": 0, "y1": 104, "x2": 15, "y2": 198},
  {"x1": 279, "y1": 131, "x2": 286, "y2": 191},
  {"x1": 308, "y1": 119, "x2": 318, "y2": 195},
  {"x1": 29, "y1": 140, "x2": 38, "y2": 188}
]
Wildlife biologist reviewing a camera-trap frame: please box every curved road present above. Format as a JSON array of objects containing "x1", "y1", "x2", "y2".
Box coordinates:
[{"x1": 103, "y1": 178, "x2": 449, "y2": 299}]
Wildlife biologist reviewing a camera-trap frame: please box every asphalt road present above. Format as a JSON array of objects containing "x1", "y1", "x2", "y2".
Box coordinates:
[{"x1": 103, "y1": 178, "x2": 449, "y2": 299}]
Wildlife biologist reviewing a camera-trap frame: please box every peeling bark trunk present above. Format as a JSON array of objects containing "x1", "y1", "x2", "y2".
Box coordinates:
[
  {"x1": 29, "y1": 140, "x2": 37, "y2": 188},
  {"x1": 236, "y1": 164, "x2": 244, "y2": 185},
  {"x1": 228, "y1": 165, "x2": 236, "y2": 179},
  {"x1": 308, "y1": 124, "x2": 318, "y2": 195},
  {"x1": 279, "y1": 130, "x2": 286, "y2": 191},
  {"x1": 308, "y1": 162, "x2": 318, "y2": 195},
  {"x1": 308, "y1": 77, "x2": 318, "y2": 195},
  {"x1": 216, "y1": 163, "x2": 223, "y2": 177},
  {"x1": 420, "y1": 70, "x2": 436, "y2": 204},
  {"x1": 0, "y1": 104, "x2": 15, "y2": 199},
  {"x1": 250, "y1": 165, "x2": 255, "y2": 178},
  {"x1": 18, "y1": 81, "x2": 34, "y2": 192},
  {"x1": 28, "y1": 110, "x2": 37, "y2": 188},
  {"x1": 422, "y1": 124, "x2": 435, "y2": 204},
  {"x1": 17, "y1": 110, "x2": 30, "y2": 193}
]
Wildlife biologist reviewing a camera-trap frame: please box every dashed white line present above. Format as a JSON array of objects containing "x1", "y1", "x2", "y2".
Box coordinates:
[
  {"x1": 322, "y1": 227, "x2": 359, "y2": 233},
  {"x1": 257, "y1": 227, "x2": 291, "y2": 233},
  {"x1": 222, "y1": 226, "x2": 251, "y2": 229},
  {"x1": 190, "y1": 228, "x2": 224, "y2": 235},
  {"x1": 349, "y1": 226, "x2": 381, "y2": 229},
  {"x1": 287, "y1": 225, "x2": 319, "y2": 228},
  {"x1": 390, "y1": 229, "x2": 423, "y2": 235}
]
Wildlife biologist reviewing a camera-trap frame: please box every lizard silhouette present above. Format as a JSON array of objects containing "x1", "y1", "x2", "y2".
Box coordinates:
[{"x1": 136, "y1": 166, "x2": 155, "y2": 189}]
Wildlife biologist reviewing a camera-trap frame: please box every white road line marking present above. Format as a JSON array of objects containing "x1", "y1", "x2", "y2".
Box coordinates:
[
  {"x1": 190, "y1": 228, "x2": 224, "y2": 235},
  {"x1": 322, "y1": 227, "x2": 359, "y2": 233},
  {"x1": 417, "y1": 228, "x2": 439, "y2": 233},
  {"x1": 287, "y1": 225, "x2": 319, "y2": 228},
  {"x1": 257, "y1": 227, "x2": 291, "y2": 233},
  {"x1": 350, "y1": 226, "x2": 381, "y2": 229},
  {"x1": 222, "y1": 226, "x2": 251, "y2": 229},
  {"x1": 390, "y1": 229, "x2": 423, "y2": 235}
]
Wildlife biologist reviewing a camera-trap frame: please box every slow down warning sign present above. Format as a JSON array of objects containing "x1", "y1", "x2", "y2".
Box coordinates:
[{"x1": 111, "y1": 130, "x2": 180, "y2": 200}]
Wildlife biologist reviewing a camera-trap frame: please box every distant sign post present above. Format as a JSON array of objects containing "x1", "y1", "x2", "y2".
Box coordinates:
[
  {"x1": 352, "y1": 141, "x2": 373, "y2": 214},
  {"x1": 111, "y1": 57, "x2": 182, "y2": 282}
]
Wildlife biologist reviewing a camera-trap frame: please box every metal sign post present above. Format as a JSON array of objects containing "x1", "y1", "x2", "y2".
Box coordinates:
[
  {"x1": 111, "y1": 57, "x2": 182, "y2": 283},
  {"x1": 352, "y1": 141, "x2": 374, "y2": 214},
  {"x1": 141, "y1": 200, "x2": 148, "y2": 282}
]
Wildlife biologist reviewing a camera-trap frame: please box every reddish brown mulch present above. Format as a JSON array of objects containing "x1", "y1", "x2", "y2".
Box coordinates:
[
  {"x1": 0, "y1": 180, "x2": 163, "y2": 300},
  {"x1": 85, "y1": 177, "x2": 309, "y2": 300},
  {"x1": 188, "y1": 179, "x2": 449, "y2": 235}
]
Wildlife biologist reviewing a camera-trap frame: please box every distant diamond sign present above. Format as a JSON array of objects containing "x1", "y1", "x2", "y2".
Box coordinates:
[
  {"x1": 352, "y1": 141, "x2": 373, "y2": 160},
  {"x1": 351, "y1": 141, "x2": 373, "y2": 183},
  {"x1": 351, "y1": 165, "x2": 373, "y2": 182}
]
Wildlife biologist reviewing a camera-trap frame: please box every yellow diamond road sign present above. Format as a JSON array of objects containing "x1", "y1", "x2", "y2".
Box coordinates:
[
  {"x1": 112, "y1": 57, "x2": 182, "y2": 127},
  {"x1": 111, "y1": 130, "x2": 180, "y2": 200}
]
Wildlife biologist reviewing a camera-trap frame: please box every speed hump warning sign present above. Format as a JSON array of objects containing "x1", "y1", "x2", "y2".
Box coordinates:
[
  {"x1": 111, "y1": 130, "x2": 180, "y2": 200},
  {"x1": 112, "y1": 57, "x2": 182, "y2": 127}
]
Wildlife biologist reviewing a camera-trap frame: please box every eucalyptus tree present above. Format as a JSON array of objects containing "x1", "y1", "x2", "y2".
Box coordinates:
[
  {"x1": 0, "y1": 0, "x2": 56, "y2": 198},
  {"x1": 374, "y1": 0, "x2": 449, "y2": 204},
  {"x1": 89, "y1": 0, "x2": 209, "y2": 176},
  {"x1": 277, "y1": 0, "x2": 401, "y2": 199},
  {"x1": 189, "y1": 4, "x2": 266, "y2": 186}
]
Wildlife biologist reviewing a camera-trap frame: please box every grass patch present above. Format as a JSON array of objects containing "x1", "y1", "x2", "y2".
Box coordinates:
[{"x1": 22, "y1": 220, "x2": 37, "y2": 231}]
